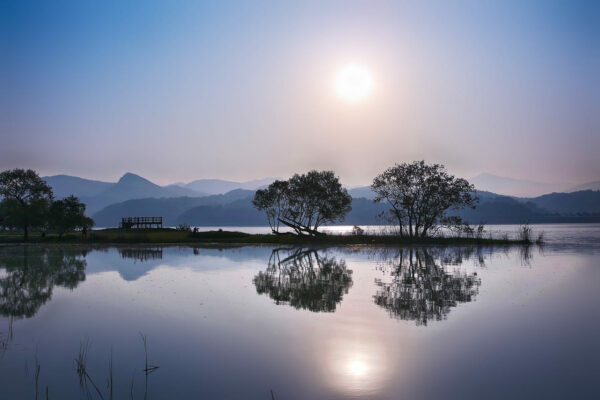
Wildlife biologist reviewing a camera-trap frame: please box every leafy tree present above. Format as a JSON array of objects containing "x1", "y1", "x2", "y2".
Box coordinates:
[
  {"x1": 253, "y1": 170, "x2": 352, "y2": 236},
  {"x1": 371, "y1": 161, "x2": 477, "y2": 238},
  {"x1": 0, "y1": 200, "x2": 10, "y2": 230},
  {"x1": 252, "y1": 180, "x2": 290, "y2": 234},
  {"x1": 0, "y1": 169, "x2": 54, "y2": 240},
  {"x1": 49, "y1": 195, "x2": 94, "y2": 237}
]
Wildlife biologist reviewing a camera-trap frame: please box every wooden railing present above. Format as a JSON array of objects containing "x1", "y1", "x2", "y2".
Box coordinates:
[{"x1": 121, "y1": 217, "x2": 163, "y2": 229}]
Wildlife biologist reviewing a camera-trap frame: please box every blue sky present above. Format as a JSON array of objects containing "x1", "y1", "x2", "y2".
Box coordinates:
[{"x1": 1, "y1": 0, "x2": 598, "y2": 185}]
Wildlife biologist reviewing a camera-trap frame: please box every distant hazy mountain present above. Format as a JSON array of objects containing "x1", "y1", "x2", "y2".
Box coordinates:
[
  {"x1": 97, "y1": 173, "x2": 201, "y2": 203},
  {"x1": 522, "y1": 190, "x2": 600, "y2": 213},
  {"x1": 567, "y1": 181, "x2": 600, "y2": 192},
  {"x1": 43, "y1": 175, "x2": 113, "y2": 198},
  {"x1": 177, "y1": 197, "x2": 264, "y2": 225},
  {"x1": 177, "y1": 177, "x2": 278, "y2": 195},
  {"x1": 92, "y1": 189, "x2": 255, "y2": 226},
  {"x1": 51, "y1": 171, "x2": 599, "y2": 227},
  {"x1": 45, "y1": 172, "x2": 208, "y2": 215},
  {"x1": 163, "y1": 184, "x2": 209, "y2": 197},
  {"x1": 451, "y1": 192, "x2": 546, "y2": 224},
  {"x1": 176, "y1": 196, "x2": 391, "y2": 226},
  {"x1": 347, "y1": 186, "x2": 376, "y2": 199},
  {"x1": 470, "y1": 173, "x2": 570, "y2": 197},
  {"x1": 91, "y1": 189, "x2": 600, "y2": 227}
]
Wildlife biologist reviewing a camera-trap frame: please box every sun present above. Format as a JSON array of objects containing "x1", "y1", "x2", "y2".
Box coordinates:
[
  {"x1": 347, "y1": 360, "x2": 368, "y2": 377},
  {"x1": 335, "y1": 64, "x2": 373, "y2": 103}
]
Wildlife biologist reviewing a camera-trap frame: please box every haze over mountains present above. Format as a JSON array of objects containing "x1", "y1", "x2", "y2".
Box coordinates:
[
  {"x1": 468, "y1": 173, "x2": 600, "y2": 197},
  {"x1": 175, "y1": 178, "x2": 278, "y2": 195},
  {"x1": 43, "y1": 172, "x2": 600, "y2": 228},
  {"x1": 43, "y1": 173, "x2": 277, "y2": 215},
  {"x1": 469, "y1": 173, "x2": 572, "y2": 197}
]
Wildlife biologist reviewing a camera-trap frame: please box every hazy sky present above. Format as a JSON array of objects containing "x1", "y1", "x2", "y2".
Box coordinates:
[{"x1": 1, "y1": 0, "x2": 598, "y2": 186}]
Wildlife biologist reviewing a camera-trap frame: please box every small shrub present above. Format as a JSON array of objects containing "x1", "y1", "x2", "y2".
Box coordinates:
[
  {"x1": 517, "y1": 224, "x2": 533, "y2": 243},
  {"x1": 535, "y1": 231, "x2": 545, "y2": 244},
  {"x1": 176, "y1": 224, "x2": 192, "y2": 232},
  {"x1": 475, "y1": 223, "x2": 486, "y2": 239},
  {"x1": 351, "y1": 225, "x2": 365, "y2": 235},
  {"x1": 462, "y1": 222, "x2": 474, "y2": 238}
]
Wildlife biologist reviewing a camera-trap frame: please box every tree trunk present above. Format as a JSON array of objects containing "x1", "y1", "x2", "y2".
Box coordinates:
[
  {"x1": 395, "y1": 213, "x2": 404, "y2": 238},
  {"x1": 23, "y1": 224, "x2": 28, "y2": 241},
  {"x1": 278, "y1": 218, "x2": 322, "y2": 236}
]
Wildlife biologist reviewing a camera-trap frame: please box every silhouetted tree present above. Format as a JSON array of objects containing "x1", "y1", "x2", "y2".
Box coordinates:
[
  {"x1": 0, "y1": 169, "x2": 54, "y2": 240},
  {"x1": 371, "y1": 161, "x2": 477, "y2": 238},
  {"x1": 49, "y1": 195, "x2": 94, "y2": 237},
  {"x1": 372, "y1": 247, "x2": 481, "y2": 325},
  {"x1": 0, "y1": 200, "x2": 10, "y2": 230},
  {"x1": 253, "y1": 248, "x2": 353, "y2": 312},
  {"x1": 253, "y1": 171, "x2": 352, "y2": 236},
  {"x1": 252, "y1": 180, "x2": 290, "y2": 233}
]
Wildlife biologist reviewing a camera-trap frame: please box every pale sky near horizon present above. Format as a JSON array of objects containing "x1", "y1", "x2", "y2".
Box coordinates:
[{"x1": 1, "y1": 1, "x2": 599, "y2": 186}]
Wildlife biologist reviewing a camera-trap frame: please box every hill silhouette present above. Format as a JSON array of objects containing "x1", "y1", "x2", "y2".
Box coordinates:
[
  {"x1": 91, "y1": 189, "x2": 600, "y2": 227},
  {"x1": 43, "y1": 172, "x2": 600, "y2": 226},
  {"x1": 44, "y1": 173, "x2": 208, "y2": 214},
  {"x1": 177, "y1": 177, "x2": 277, "y2": 195},
  {"x1": 92, "y1": 189, "x2": 255, "y2": 226}
]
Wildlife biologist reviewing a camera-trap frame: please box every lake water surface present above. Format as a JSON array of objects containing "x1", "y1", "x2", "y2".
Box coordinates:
[{"x1": 1, "y1": 225, "x2": 599, "y2": 399}]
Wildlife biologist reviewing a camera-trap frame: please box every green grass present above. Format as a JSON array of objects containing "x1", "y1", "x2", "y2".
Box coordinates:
[{"x1": 0, "y1": 228, "x2": 530, "y2": 246}]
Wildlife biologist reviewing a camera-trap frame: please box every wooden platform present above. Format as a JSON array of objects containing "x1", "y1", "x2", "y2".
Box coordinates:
[{"x1": 121, "y1": 217, "x2": 163, "y2": 229}]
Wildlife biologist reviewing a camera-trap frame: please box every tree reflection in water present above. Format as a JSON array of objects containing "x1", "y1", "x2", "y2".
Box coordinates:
[
  {"x1": 372, "y1": 247, "x2": 483, "y2": 325},
  {"x1": 254, "y1": 248, "x2": 353, "y2": 312},
  {"x1": 0, "y1": 247, "x2": 87, "y2": 319}
]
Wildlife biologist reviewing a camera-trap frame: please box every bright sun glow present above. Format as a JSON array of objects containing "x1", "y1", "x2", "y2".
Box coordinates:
[
  {"x1": 347, "y1": 360, "x2": 368, "y2": 377},
  {"x1": 335, "y1": 64, "x2": 373, "y2": 103}
]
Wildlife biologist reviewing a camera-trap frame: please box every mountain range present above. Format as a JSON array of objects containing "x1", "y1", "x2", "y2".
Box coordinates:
[
  {"x1": 175, "y1": 177, "x2": 278, "y2": 195},
  {"x1": 89, "y1": 189, "x2": 600, "y2": 227},
  {"x1": 43, "y1": 173, "x2": 275, "y2": 214},
  {"x1": 469, "y1": 173, "x2": 573, "y2": 197},
  {"x1": 43, "y1": 172, "x2": 600, "y2": 227}
]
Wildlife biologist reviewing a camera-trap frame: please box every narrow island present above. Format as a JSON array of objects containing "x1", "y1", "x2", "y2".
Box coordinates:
[{"x1": 0, "y1": 163, "x2": 542, "y2": 246}]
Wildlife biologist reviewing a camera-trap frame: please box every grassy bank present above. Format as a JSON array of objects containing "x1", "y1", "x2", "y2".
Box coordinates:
[{"x1": 0, "y1": 228, "x2": 532, "y2": 246}]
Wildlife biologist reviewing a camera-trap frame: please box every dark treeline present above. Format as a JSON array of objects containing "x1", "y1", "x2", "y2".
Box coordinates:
[{"x1": 0, "y1": 169, "x2": 94, "y2": 240}]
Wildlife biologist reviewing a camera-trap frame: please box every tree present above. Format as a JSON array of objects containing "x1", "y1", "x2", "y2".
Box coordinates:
[
  {"x1": 371, "y1": 161, "x2": 477, "y2": 238},
  {"x1": 252, "y1": 170, "x2": 352, "y2": 236},
  {"x1": 49, "y1": 195, "x2": 94, "y2": 237},
  {"x1": 0, "y1": 169, "x2": 54, "y2": 240},
  {"x1": 252, "y1": 180, "x2": 290, "y2": 234},
  {"x1": 0, "y1": 200, "x2": 10, "y2": 230}
]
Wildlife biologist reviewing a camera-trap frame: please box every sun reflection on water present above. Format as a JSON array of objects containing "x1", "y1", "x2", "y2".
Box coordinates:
[{"x1": 322, "y1": 334, "x2": 395, "y2": 398}]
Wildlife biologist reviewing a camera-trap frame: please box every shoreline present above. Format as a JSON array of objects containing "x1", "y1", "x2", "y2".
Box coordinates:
[{"x1": 0, "y1": 228, "x2": 534, "y2": 246}]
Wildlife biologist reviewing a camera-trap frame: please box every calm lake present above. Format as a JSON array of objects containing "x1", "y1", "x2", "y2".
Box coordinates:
[{"x1": 1, "y1": 224, "x2": 599, "y2": 399}]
